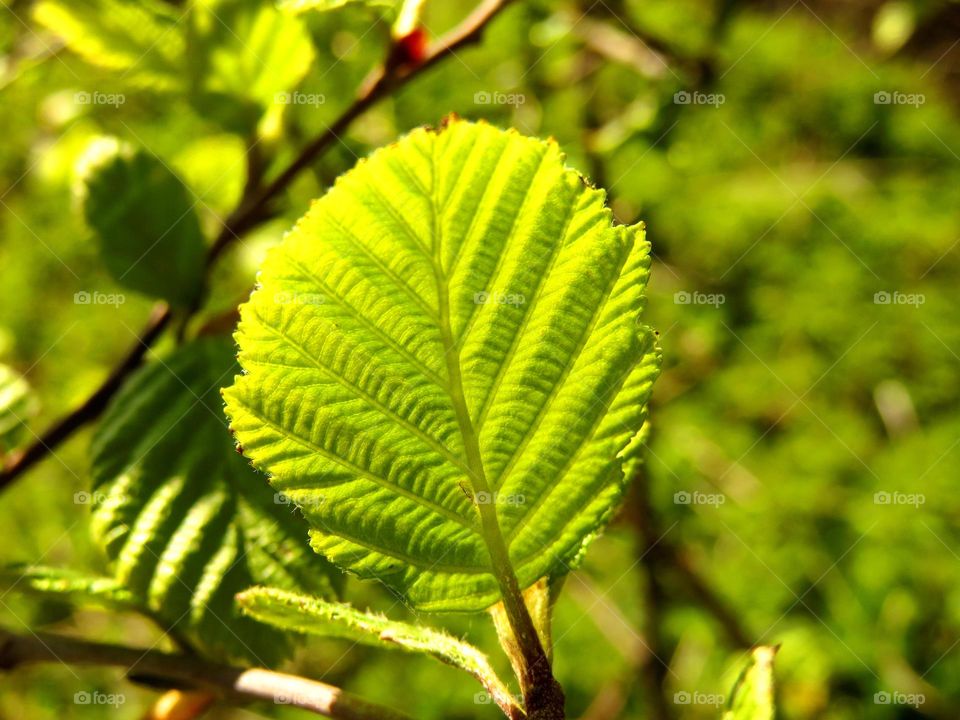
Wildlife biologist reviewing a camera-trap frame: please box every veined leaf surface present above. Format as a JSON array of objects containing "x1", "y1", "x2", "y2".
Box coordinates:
[
  {"x1": 91, "y1": 338, "x2": 340, "y2": 662},
  {"x1": 224, "y1": 119, "x2": 660, "y2": 611}
]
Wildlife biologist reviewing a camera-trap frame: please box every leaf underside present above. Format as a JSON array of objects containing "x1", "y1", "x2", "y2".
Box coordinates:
[
  {"x1": 238, "y1": 586, "x2": 519, "y2": 714},
  {"x1": 224, "y1": 119, "x2": 660, "y2": 612},
  {"x1": 90, "y1": 338, "x2": 340, "y2": 663},
  {"x1": 0, "y1": 565, "x2": 136, "y2": 610},
  {"x1": 79, "y1": 140, "x2": 206, "y2": 308}
]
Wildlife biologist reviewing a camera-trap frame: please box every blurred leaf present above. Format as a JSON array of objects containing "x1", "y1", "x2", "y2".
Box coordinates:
[
  {"x1": 90, "y1": 337, "x2": 342, "y2": 663},
  {"x1": 33, "y1": 0, "x2": 184, "y2": 89},
  {"x1": 186, "y1": 1, "x2": 315, "y2": 134},
  {"x1": 238, "y1": 586, "x2": 520, "y2": 714},
  {"x1": 0, "y1": 364, "x2": 37, "y2": 457},
  {"x1": 0, "y1": 565, "x2": 136, "y2": 610},
  {"x1": 223, "y1": 119, "x2": 661, "y2": 611},
  {"x1": 77, "y1": 138, "x2": 206, "y2": 308},
  {"x1": 278, "y1": 0, "x2": 397, "y2": 16},
  {"x1": 724, "y1": 646, "x2": 778, "y2": 720}
]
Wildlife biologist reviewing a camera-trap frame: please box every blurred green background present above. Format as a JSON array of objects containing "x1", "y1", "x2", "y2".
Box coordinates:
[{"x1": 0, "y1": 0, "x2": 958, "y2": 717}]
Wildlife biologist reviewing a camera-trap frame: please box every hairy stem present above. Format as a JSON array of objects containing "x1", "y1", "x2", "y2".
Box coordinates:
[{"x1": 0, "y1": 628, "x2": 410, "y2": 720}]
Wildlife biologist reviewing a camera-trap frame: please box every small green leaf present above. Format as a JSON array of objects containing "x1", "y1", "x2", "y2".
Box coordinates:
[
  {"x1": 278, "y1": 0, "x2": 398, "y2": 16},
  {"x1": 238, "y1": 586, "x2": 520, "y2": 715},
  {"x1": 77, "y1": 138, "x2": 206, "y2": 308},
  {"x1": 0, "y1": 364, "x2": 38, "y2": 457},
  {"x1": 34, "y1": 0, "x2": 184, "y2": 89},
  {"x1": 0, "y1": 565, "x2": 136, "y2": 610},
  {"x1": 724, "y1": 646, "x2": 778, "y2": 720},
  {"x1": 186, "y1": 2, "x2": 314, "y2": 133},
  {"x1": 224, "y1": 119, "x2": 661, "y2": 611},
  {"x1": 90, "y1": 337, "x2": 341, "y2": 663}
]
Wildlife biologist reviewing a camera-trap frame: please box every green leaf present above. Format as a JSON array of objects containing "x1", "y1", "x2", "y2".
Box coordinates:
[
  {"x1": 278, "y1": 0, "x2": 398, "y2": 16},
  {"x1": 34, "y1": 0, "x2": 184, "y2": 89},
  {"x1": 77, "y1": 138, "x2": 206, "y2": 308},
  {"x1": 0, "y1": 565, "x2": 137, "y2": 610},
  {"x1": 723, "y1": 646, "x2": 778, "y2": 720},
  {"x1": 224, "y1": 119, "x2": 661, "y2": 611},
  {"x1": 237, "y1": 586, "x2": 520, "y2": 715},
  {"x1": 90, "y1": 337, "x2": 341, "y2": 663},
  {"x1": 186, "y1": 1, "x2": 314, "y2": 133},
  {"x1": 0, "y1": 364, "x2": 38, "y2": 457}
]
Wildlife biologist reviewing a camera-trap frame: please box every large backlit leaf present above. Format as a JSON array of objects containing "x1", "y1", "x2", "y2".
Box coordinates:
[
  {"x1": 224, "y1": 119, "x2": 660, "y2": 612},
  {"x1": 90, "y1": 338, "x2": 341, "y2": 663},
  {"x1": 77, "y1": 138, "x2": 207, "y2": 308},
  {"x1": 238, "y1": 586, "x2": 520, "y2": 715}
]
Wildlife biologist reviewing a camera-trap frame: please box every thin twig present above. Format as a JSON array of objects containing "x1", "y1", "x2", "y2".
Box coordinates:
[
  {"x1": 0, "y1": 628, "x2": 411, "y2": 720},
  {"x1": 0, "y1": 0, "x2": 517, "y2": 493}
]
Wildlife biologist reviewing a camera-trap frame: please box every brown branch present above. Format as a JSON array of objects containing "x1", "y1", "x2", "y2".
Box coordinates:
[
  {"x1": 0, "y1": 628, "x2": 410, "y2": 720},
  {"x1": 0, "y1": 0, "x2": 517, "y2": 494}
]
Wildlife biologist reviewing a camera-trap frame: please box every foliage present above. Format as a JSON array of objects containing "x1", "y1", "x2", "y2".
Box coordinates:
[
  {"x1": 223, "y1": 119, "x2": 660, "y2": 612},
  {"x1": 0, "y1": 0, "x2": 957, "y2": 718}
]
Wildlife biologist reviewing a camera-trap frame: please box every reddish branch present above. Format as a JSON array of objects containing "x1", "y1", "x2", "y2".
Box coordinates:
[{"x1": 0, "y1": 0, "x2": 517, "y2": 493}]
